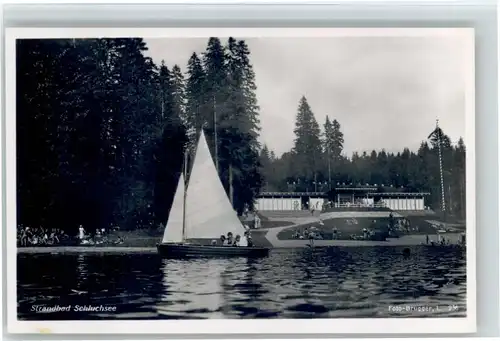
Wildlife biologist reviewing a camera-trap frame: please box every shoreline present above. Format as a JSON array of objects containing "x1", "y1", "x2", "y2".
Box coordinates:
[
  {"x1": 17, "y1": 246, "x2": 158, "y2": 254},
  {"x1": 16, "y1": 210, "x2": 465, "y2": 254},
  {"x1": 268, "y1": 235, "x2": 464, "y2": 248},
  {"x1": 17, "y1": 233, "x2": 464, "y2": 254}
]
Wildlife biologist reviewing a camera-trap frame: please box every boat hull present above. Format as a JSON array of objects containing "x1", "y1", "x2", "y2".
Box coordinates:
[{"x1": 157, "y1": 243, "x2": 269, "y2": 258}]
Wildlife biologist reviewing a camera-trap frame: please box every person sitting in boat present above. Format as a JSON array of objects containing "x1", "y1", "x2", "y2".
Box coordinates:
[
  {"x1": 226, "y1": 232, "x2": 234, "y2": 246},
  {"x1": 244, "y1": 231, "x2": 254, "y2": 247},
  {"x1": 233, "y1": 235, "x2": 241, "y2": 247},
  {"x1": 219, "y1": 235, "x2": 226, "y2": 245},
  {"x1": 211, "y1": 239, "x2": 217, "y2": 246}
]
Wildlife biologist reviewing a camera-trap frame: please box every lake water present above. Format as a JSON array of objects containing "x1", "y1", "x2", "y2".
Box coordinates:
[{"x1": 17, "y1": 246, "x2": 466, "y2": 320}]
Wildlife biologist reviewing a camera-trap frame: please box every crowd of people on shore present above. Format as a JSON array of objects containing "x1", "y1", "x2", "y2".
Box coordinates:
[
  {"x1": 17, "y1": 225, "x2": 70, "y2": 246},
  {"x1": 17, "y1": 224, "x2": 125, "y2": 247},
  {"x1": 76, "y1": 225, "x2": 124, "y2": 245},
  {"x1": 289, "y1": 214, "x2": 416, "y2": 242},
  {"x1": 292, "y1": 226, "x2": 326, "y2": 240},
  {"x1": 241, "y1": 209, "x2": 262, "y2": 229}
]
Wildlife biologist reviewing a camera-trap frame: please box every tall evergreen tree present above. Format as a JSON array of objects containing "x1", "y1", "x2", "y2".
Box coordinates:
[
  {"x1": 104, "y1": 38, "x2": 161, "y2": 228},
  {"x1": 323, "y1": 116, "x2": 344, "y2": 188},
  {"x1": 185, "y1": 52, "x2": 206, "y2": 142},
  {"x1": 170, "y1": 64, "x2": 187, "y2": 124},
  {"x1": 293, "y1": 96, "x2": 322, "y2": 189},
  {"x1": 202, "y1": 37, "x2": 227, "y2": 173},
  {"x1": 221, "y1": 38, "x2": 262, "y2": 213},
  {"x1": 428, "y1": 126, "x2": 452, "y2": 150},
  {"x1": 235, "y1": 40, "x2": 261, "y2": 140},
  {"x1": 152, "y1": 61, "x2": 188, "y2": 226},
  {"x1": 259, "y1": 145, "x2": 272, "y2": 191},
  {"x1": 17, "y1": 39, "x2": 75, "y2": 229},
  {"x1": 17, "y1": 38, "x2": 167, "y2": 232}
]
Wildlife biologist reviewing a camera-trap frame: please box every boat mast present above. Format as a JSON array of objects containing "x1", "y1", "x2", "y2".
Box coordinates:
[
  {"x1": 229, "y1": 164, "x2": 234, "y2": 207},
  {"x1": 181, "y1": 148, "x2": 188, "y2": 242},
  {"x1": 213, "y1": 95, "x2": 219, "y2": 174}
]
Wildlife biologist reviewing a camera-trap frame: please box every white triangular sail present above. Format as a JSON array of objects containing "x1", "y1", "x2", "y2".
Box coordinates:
[
  {"x1": 184, "y1": 131, "x2": 247, "y2": 245},
  {"x1": 162, "y1": 173, "x2": 185, "y2": 243}
]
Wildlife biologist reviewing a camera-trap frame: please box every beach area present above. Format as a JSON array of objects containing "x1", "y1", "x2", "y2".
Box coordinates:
[
  {"x1": 16, "y1": 232, "x2": 465, "y2": 254},
  {"x1": 17, "y1": 209, "x2": 465, "y2": 254}
]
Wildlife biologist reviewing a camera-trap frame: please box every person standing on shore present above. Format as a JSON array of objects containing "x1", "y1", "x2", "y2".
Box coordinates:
[
  {"x1": 20, "y1": 227, "x2": 28, "y2": 246},
  {"x1": 78, "y1": 225, "x2": 85, "y2": 241},
  {"x1": 332, "y1": 226, "x2": 338, "y2": 240},
  {"x1": 308, "y1": 230, "x2": 315, "y2": 247},
  {"x1": 254, "y1": 214, "x2": 261, "y2": 229}
]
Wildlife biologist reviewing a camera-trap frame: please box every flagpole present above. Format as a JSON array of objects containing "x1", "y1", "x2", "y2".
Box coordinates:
[
  {"x1": 436, "y1": 119, "x2": 446, "y2": 221},
  {"x1": 181, "y1": 148, "x2": 188, "y2": 242}
]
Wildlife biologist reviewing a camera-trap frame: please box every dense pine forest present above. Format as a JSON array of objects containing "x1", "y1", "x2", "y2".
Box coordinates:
[
  {"x1": 260, "y1": 96, "x2": 466, "y2": 218},
  {"x1": 17, "y1": 37, "x2": 260, "y2": 233},
  {"x1": 16, "y1": 37, "x2": 466, "y2": 234}
]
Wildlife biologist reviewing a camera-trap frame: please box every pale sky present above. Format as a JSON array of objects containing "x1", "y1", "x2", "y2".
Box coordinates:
[{"x1": 144, "y1": 33, "x2": 470, "y2": 157}]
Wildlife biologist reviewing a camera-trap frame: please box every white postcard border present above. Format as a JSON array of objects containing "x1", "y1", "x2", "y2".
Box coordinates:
[{"x1": 5, "y1": 27, "x2": 476, "y2": 335}]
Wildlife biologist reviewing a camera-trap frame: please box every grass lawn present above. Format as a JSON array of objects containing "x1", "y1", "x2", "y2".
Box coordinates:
[
  {"x1": 404, "y1": 215, "x2": 465, "y2": 230},
  {"x1": 277, "y1": 215, "x2": 442, "y2": 241}
]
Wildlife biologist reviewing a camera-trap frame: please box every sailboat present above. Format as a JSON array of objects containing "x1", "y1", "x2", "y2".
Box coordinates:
[{"x1": 157, "y1": 131, "x2": 270, "y2": 258}]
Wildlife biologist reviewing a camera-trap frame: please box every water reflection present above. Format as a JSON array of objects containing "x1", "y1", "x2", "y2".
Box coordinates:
[
  {"x1": 17, "y1": 246, "x2": 467, "y2": 320},
  {"x1": 74, "y1": 254, "x2": 88, "y2": 293},
  {"x1": 158, "y1": 258, "x2": 229, "y2": 318}
]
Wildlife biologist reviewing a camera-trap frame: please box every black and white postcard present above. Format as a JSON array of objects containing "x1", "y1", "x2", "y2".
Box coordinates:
[{"x1": 5, "y1": 27, "x2": 476, "y2": 334}]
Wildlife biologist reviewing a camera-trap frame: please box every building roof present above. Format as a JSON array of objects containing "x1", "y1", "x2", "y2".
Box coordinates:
[
  {"x1": 257, "y1": 191, "x2": 430, "y2": 198},
  {"x1": 368, "y1": 192, "x2": 431, "y2": 197},
  {"x1": 258, "y1": 192, "x2": 326, "y2": 197},
  {"x1": 331, "y1": 187, "x2": 430, "y2": 195},
  {"x1": 335, "y1": 187, "x2": 378, "y2": 191}
]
